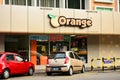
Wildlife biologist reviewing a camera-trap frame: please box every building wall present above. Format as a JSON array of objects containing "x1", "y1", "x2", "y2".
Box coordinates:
[
  {"x1": 87, "y1": 35, "x2": 120, "y2": 67},
  {"x1": 99, "y1": 35, "x2": 120, "y2": 58},
  {"x1": 91, "y1": 0, "x2": 117, "y2": 11},
  {"x1": 0, "y1": 5, "x2": 120, "y2": 35},
  {"x1": 87, "y1": 35, "x2": 100, "y2": 67},
  {"x1": 1, "y1": 5, "x2": 120, "y2": 67}
]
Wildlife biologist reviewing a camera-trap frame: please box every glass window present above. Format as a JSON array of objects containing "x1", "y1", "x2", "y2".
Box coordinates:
[
  {"x1": 56, "y1": 0, "x2": 59, "y2": 8},
  {"x1": 27, "y1": 0, "x2": 34, "y2": 6},
  {"x1": 69, "y1": 52, "x2": 74, "y2": 58},
  {"x1": 65, "y1": 0, "x2": 85, "y2": 9},
  {"x1": 40, "y1": 0, "x2": 54, "y2": 7},
  {"x1": 96, "y1": 7, "x2": 113, "y2": 11},
  {"x1": 37, "y1": 0, "x2": 39, "y2": 6},
  {"x1": 0, "y1": 54, "x2": 3, "y2": 58},
  {"x1": 12, "y1": 0, "x2": 26, "y2": 5},
  {"x1": 15, "y1": 55, "x2": 24, "y2": 62},
  {"x1": 37, "y1": 0, "x2": 60, "y2": 8},
  {"x1": 49, "y1": 52, "x2": 66, "y2": 59},
  {"x1": 81, "y1": 0, "x2": 85, "y2": 9},
  {"x1": 5, "y1": 0, "x2": 9, "y2": 4},
  {"x1": 27, "y1": 0, "x2": 31, "y2": 6},
  {"x1": 6, "y1": 54, "x2": 14, "y2": 61},
  {"x1": 95, "y1": 0, "x2": 114, "y2": 3},
  {"x1": 119, "y1": 0, "x2": 120, "y2": 12},
  {"x1": 73, "y1": 53, "x2": 79, "y2": 59}
]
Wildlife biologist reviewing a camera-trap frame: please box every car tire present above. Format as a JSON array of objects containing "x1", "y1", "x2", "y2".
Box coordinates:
[
  {"x1": 81, "y1": 65, "x2": 85, "y2": 73},
  {"x1": 68, "y1": 67, "x2": 73, "y2": 76},
  {"x1": 2, "y1": 69, "x2": 10, "y2": 79},
  {"x1": 28, "y1": 67, "x2": 34, "y2": 76},
  {"x1": 46, "y1": 72, "x2": 52, "y2": 76}
]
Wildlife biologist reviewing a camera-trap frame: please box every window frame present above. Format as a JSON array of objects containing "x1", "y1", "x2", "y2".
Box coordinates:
[
  {"x1": 94, "y1": 0, "x2": 114, "y2": 3},
  {"x1": 95, "y1": 6, "x2": 114, "y2": 11}
]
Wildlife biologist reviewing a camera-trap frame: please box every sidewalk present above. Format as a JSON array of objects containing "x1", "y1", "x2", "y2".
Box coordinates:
[
  {"x1": 34, "y1": 65, "x2": 92, "y2": 74},
  {"x1": 35, "y1": 65, "x2": 46, "y2": 73}
]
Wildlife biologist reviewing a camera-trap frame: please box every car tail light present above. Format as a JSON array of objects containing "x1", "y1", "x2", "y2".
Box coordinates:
[{"x1": 64, "y1": 57, "x2": 69, "y2": 64}]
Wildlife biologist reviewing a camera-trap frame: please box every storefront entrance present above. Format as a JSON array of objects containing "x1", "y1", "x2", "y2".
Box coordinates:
[
  {"x1": 30, "y1": 34, "x2": 88, "y2": 65},
  {"x1": 5, "y1": 35, "x2": 29, "y2": 59}
]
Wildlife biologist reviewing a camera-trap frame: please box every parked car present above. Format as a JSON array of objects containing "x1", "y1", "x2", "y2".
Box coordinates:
[
  {"x1": 46, "y1": 51, "x2": 85, "y2": 76},
  {"x1": 0, "y1": 52, "x2": 35, "y2": 79}
]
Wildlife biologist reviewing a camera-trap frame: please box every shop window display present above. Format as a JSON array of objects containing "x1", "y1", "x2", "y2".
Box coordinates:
[
  {"x1": 50, "y1": 35, "x2": 70, "y2": 52},
  {"x1": 71, "y1": 36, "x2": 88, "y2": 63},
  {"x1": 50, "y1": 41, "x2": 69, "y2": 52},
  {"x1": 30, "y1": 35, "x2": 88, "y2": 65}
]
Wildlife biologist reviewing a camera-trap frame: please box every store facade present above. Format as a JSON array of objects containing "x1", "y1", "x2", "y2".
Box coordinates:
[{"x1": 0, "y1": 5, "x2": 120, "y2": 67}]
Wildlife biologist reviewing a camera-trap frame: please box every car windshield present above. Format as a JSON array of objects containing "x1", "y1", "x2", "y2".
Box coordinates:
[{"x1": 49, "y1": 52, "x2": 66, "y2": 59}]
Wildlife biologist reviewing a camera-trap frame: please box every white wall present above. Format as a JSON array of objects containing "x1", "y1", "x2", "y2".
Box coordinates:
[
  {"x1": 87, "y1": 35, "x2": 100, "y2": 67},
  {"x1": 87, "y1": 35, "x2": 120, "y2": 67}
]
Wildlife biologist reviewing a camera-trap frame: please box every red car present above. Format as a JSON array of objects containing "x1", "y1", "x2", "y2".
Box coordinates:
[{"x1": 0, "y1": 52, "x2": 35, "y2": 79}]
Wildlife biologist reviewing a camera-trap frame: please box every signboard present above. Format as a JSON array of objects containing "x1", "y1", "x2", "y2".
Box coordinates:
[
  {"x1": 30, "y1": 35, "x2": 49, "y2": 41},
  {"x1": 48, "y1": 14, "x2": 92, "y2": 29},
  {"x1": 104, "y1": 60, "x2": 113, "y2": 64},
  {"x1": 49, "y1": 35, "x2": 64, "y2": 41}
]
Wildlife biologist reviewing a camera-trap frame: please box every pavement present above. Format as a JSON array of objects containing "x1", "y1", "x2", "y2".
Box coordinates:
[
  {"x1": 34, "y1": 65, "x2": 92, "y2": 74},
  {"x1": 35, "y1": 65, "x2": 46, "y2": 73}
]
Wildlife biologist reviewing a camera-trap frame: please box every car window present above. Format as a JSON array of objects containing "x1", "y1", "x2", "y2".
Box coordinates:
[
  {"x1": 6, "y1": 54, "x2": 15, "y2": 61},
  {"x1": 15, "y1": 55, "x2": 24, "y2": 62},
  {"x1": 0, "y1": 54, "x2": 3, "y2": 58},
  {"x1": 69, "y1": 52, "x2": 74, "y2": 59},
  {"x1": 73, "y1": 53, "x2": 79, "y2": 60},
  {"x1": 49, "y1": 52, "x2": 66, "y2": 59}
]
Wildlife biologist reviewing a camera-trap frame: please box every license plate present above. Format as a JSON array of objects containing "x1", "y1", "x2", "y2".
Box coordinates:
[{"x1": 52, "y1": 67, "x2": 59, "y2": 71}]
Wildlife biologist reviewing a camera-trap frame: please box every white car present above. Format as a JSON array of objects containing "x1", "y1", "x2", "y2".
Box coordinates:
[{"x1": 46, "y1": 51, "x2": 85, "y2": 76}]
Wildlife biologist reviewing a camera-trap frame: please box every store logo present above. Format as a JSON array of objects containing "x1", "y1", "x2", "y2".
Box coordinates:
[{"x1": 48, "y1": 14, "x2": 92, "y2": 29}]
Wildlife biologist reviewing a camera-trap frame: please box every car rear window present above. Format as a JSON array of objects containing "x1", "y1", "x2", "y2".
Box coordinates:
[{"x1": 49, "y1": 52, "x2": 66, "y2": 59}]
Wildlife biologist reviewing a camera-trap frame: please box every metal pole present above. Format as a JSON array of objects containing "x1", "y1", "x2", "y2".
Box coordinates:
[
  {"x1": 102, "y1": 57, "x2": 104, "y2": 71},
  {"x1": 113, "y1": 57, "x2": 116, "y2": 71}
]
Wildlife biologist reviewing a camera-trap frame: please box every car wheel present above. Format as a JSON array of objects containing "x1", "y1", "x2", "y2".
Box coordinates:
[
  {"x1": 81, "y1": 66, "x2": 85, "y2": 73},
  {"x1": 28, "y1": 67, "x2": 34, "y2": 76},
  {"x1": 2, "y1": 69, "x2": 10, "y2": 79},
  {"x1": 68, "y1": 67, "x2": 73, "y2": 76},
  {"x1": 46, "y1": 72, "x2": 52, "y2": 76}
]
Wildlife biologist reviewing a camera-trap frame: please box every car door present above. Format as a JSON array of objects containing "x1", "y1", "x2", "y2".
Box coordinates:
[
  {"x1": 15, "y1": 54, "x2": 28, "y2": 74},
  {"x1": 73, "y1": 52, "x2": 82, "y2": 70},
  {"x1": 6, "y1": 54, "x2": 19, "y2": 74},
  {"x1": 69, "y1": 52, "x2": 76, "y2": 70}
]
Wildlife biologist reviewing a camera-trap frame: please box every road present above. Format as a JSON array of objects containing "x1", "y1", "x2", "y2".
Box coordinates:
[{"x1": 2, "y1": 70, "x2": 120, "y2": 80}]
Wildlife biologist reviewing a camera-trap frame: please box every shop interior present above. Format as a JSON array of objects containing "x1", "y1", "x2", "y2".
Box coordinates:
[
  {"x1": 4, "y1": 34, "x2": 88, "y2": 65},
  {"x1": 5, "y1": 35, "x2": 29, "y2": 59}
]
